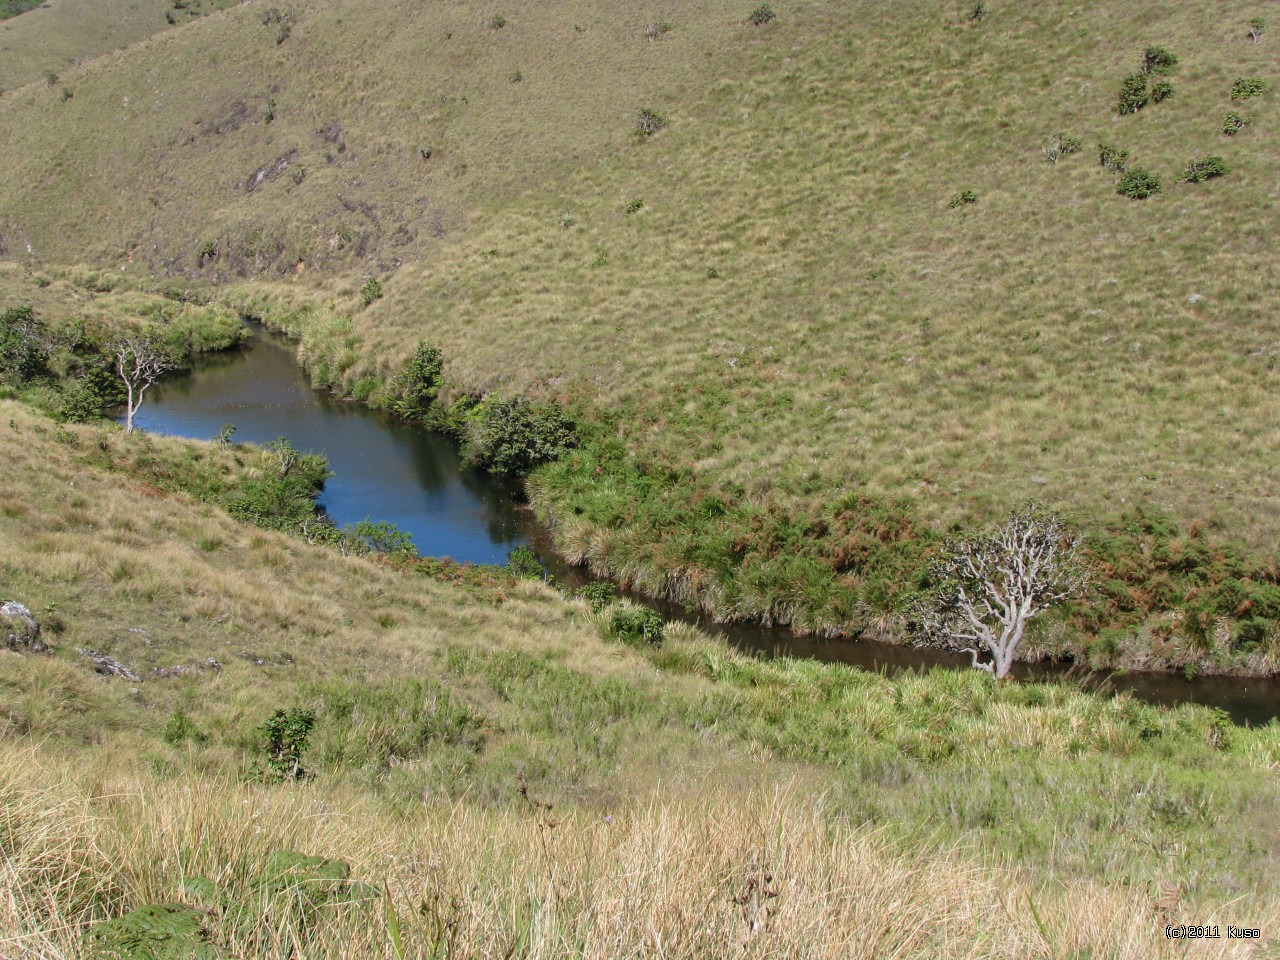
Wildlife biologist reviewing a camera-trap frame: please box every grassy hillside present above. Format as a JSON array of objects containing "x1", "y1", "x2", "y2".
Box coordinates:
[
  {"x1": 2, "y1": 399, "x2": 1279, "y2": 955},
  {"x1": 0, "y1": 0, "x2": 241, "y2": 93},
  {"x1": 1, "y1": 0, "x2": 1279, "y2": 660}
]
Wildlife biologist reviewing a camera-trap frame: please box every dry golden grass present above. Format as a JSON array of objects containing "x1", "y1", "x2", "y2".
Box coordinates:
[{"x1": 3, "y1": 749, "x2": 1276, "y2": 960}]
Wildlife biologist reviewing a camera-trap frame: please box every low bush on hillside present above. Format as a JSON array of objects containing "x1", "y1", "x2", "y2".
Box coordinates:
[
  {"x1": 948, "y1": 190, "x2": 977, "y2": 208},
  {"x1": 1098, "y1": 142, "x2": 1129, "y2": 172},
  {"x1": 749, "y1": 4, "x2": 775, "y2": 26},
  {"x1": 358, "y1": 277, "x2": 382, "y2": 306},
  {"x1": 1231, "y1": 76, "x2": 1267, "y2": 100},
  {"x1": 1117, "y1": 73, "x2": 1149, "y2": 114},
  {"x1": 1222, "y1": 111, "x2": 1252, "y2": 135},
  {"x1": 227, "y1": 439, "x2": 330, "y2": 531},
  {"x1": 1180, "y1": 156, "x2": 1228, "y2": 183},
  {"x1": 1150, "y1": 80, "x2": 1174, "y2": 103},
  {"x1": 1116, "y1": 168, "x2": 1161, "y2": 199},
  {"x1": 1140, "y1": 45, "x2": 1178, "y2": 75}
]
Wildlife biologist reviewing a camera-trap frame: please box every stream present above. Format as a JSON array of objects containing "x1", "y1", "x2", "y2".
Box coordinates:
[{"x1": 131, "y1": 327, "x2": 1280, "y2": 726}]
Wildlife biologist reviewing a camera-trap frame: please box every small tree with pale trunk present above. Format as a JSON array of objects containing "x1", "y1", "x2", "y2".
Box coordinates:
[
  {"x1": 911, "y1": 508, "x2": 1087, "y2": 679},
  {"x1": 113, "y1": 336, "x2": 172, "y2": 434}
]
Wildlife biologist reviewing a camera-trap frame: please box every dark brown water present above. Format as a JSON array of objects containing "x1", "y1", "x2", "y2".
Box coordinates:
[{"x1": 135, "y1": 328, "x2": 1280, "y2": 726}]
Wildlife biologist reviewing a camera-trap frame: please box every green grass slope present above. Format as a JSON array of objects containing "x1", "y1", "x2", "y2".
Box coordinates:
[
  {"x1": 2, "y1": 399, "x2": 1279, "y2": 957},
  {"x1": 0, "y1": 0, "x2": 241, "y2": 93},
  {"x1": 1, "y1": 0, "x2": 1278, "y2": 660}
]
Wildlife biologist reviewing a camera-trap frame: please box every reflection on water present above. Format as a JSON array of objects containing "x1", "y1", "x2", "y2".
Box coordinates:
[{"x1": 130, "y1": 325, "x2": 535, "y2": 566}]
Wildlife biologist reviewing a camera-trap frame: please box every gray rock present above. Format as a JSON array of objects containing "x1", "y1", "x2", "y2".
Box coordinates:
[
  {"x1": 2, "y1": 601, "x2": 47, "y2": 653},
  {"x1": 76, "y1": 648, "x2": 141, "y2": 682}
]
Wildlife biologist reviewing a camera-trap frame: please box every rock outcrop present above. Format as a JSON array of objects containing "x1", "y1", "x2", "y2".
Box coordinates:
[{"x1": 2, "y1": 600, "x2": 47, "y2": 652}]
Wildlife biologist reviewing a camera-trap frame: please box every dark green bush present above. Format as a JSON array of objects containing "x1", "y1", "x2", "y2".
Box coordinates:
[
  {"x1": 467, "y1": 397, "x2": 576, "y2": 475},
  {"x1": 1141, "y1": 46, "x2": 1178, "y2": 75},
  {"x1": 1098, "y1": 143, "x2": 1130, "y2": 172},
  {"x1": 1117, "y1": 73, "x2": 1149, "y2": 114},
  {"x1": 1180, "y1": 156, "x2": 1228, "y2": 183},
  {"x1": 56, "y1": 365, "x2": 121, "y2": 422},
  {"x1": 506, "y1": 545, "x2": 544, "y2": 579},
  {"x1": 359, "y1": 277, "x2": 383, "y2": 306},
  {"x1": 1222, "y1": 111, "x2": 1252, "y2": 135},
  {"x1": 0, "y1": 306, "x2": 49, "y2": 383},
  {"x1": 968, "y1": 3, "x2": 986, "y2": 22},
  {"x1": 227, "y1": 440, "x2": 330, "y2": 532},
  {"x1": 348, "y1": 519, "x2": 416, "y2": 557},
  {"x1": 257, "y1": 708, "x2": 316, "y2": 781},
  {"x1": 1151, "y1": 80, "x2": 1174, "y2": 103},
  {"x1": 749, "y1": 4, "x2": 775, "y2": 25},
  {"x1": 948, "y1": 190, "x2": 977, "y2": 208},
  {"x1": 1231, "y1": 76, "x2": 1267, "y2": 100},
  {"x1": 1116, "y1": 168, "x2": 1161, "y2": 199},
  {"x1": 389, "y1": 341, "x2": 443, "y2": 419},
  {"x1": 575, "y1": 581, "x2": 618, "y2": 613},
  {"x1": 609, "y1": 603, "x2": 665, "y2": 645},
  {"x1": 489, "y1": 14, "x2": 506, "y2": 29}
]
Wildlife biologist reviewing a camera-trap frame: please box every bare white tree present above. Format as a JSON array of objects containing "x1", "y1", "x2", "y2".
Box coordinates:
[
  {"x1": 113, "y1": 336, "x2": 171, "y2": 434},
  {"x1": 912, "y1": 508, "x2": 1088, "y2": 679}
]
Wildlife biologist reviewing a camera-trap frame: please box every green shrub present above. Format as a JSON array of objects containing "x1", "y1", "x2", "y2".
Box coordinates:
[
  {"x1": 1150, "y1": 80, "x2": 1174, "y2": 103},
  {"x1": 948, "y1": 189, "x2": 977, "y2": 208},
  {"x1": 608, "y1": 602, "x2": 665, "y2": 645},
  {"x1": 489, "y1": 14, "x2": 506, "y2": 29},
  {"x1": 256, "y1": 708, "x2": 316, "y2": 781},
  {"x1": 635, "y1": 108, "x2": 668, "y2": 136},
  {"x1": 1222, "y1": 111, "x2": 1252, "y2": 135},
  {"x1": 1180, "y1": 156, "x2": 1228, "y2": 183},
  {"x1": 1098, "y1": 143, "x2": 1130, "y2": 172},
  {"x1": 506, "y1": 545, "x2": 544, "y2": 579},
  {"x1": 1231, "y1": 76, "x2": 1267, "y2": 100},
  {"x1": 1141, "y1": 46, "x2": 1178, "y2": 75},
  {"x1": 1116, "y1": 168, "x2": 1161, "y2": 199},
  {"x1": 389, "y1": 341, "x2": 443, "y2": 419},
  {"x1": 227, "y1": 440, "x2": 330, "y2": 532},
  {"x1": 358, "y1": 277, "x2": 383, "y2": 306},
  {"x1": 575, "y1": 581, "x2": 618, "y2": 613},
  {"x1": 0, "y1": 306, "x2": 49, "y2": 383},
  {"x1": 1248, "y1": 17, "x2": 1264, "y2": 43},
  {"x1": 624, "y1": 198, "x2": 644, "y2": 215},
  {"x1": 968, "y1": 3, "x2": 986, "y2": 22},
  {"x1": 468, "y1": 397, "x2": 576, "y2": 475},
  {"x1": 749, "y1": 4, "x2": 775, "y2": 26},
  {"x1": 56, "y1": 365, "x2": 121, "y2": 422},
  {"x1": 1117, "y1": 73, "x2": 1148, "y2": 114},
  {"x1": 348, "y1": 519, "x2": 416, "y2": 557}
]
